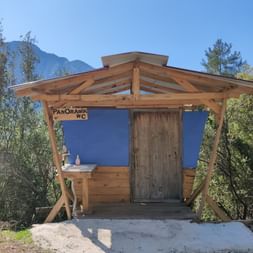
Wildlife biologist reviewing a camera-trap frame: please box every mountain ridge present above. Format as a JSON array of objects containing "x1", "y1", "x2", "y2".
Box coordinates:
[{"x1": 6, "y1": 41, "x2": 93, "y2": 83}]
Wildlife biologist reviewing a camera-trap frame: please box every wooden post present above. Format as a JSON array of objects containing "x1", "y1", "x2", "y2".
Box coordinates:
[
  {"x1": 132, "y1": 67, "x2": 140, "y2": 96},
  {"x1": 43, "y1": 101, "x2": 72, "y2": 221},
  {"x1": 82, "y1": 178, "x2": 89, "y2": 213},
  {"x1": 197, "y1": 99, "x2": 227, "y2": 218}
]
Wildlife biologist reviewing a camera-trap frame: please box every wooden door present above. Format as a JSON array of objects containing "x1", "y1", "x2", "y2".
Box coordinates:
[{"x1": 132, "y1": 111, "x2": 182, "y2": 201}]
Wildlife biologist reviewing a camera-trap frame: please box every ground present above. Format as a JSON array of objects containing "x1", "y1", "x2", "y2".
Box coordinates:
[
  {"x1": 31, "y1": 219, "x2": 253, "y2": 253},
  {"x1": 0, "y1": 229, "x2": 51, "y2": 253}
]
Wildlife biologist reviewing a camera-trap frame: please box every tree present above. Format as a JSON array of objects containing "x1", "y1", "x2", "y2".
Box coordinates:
[
  {"x1": 0, "y1": 29, "x2": 59, "y2": 228},
  {"x1": 0, "y1": 22, "x2": 7, "y2": 99},
  {"x1": 202, "y1": 39, "x2": 246, "y2": 77},
  {"x1": 198, "y1": 40, "x2": 253, "y2": 220},
  {"x1": 19, "y1": 32, "x2": 39, "y2": 82}
]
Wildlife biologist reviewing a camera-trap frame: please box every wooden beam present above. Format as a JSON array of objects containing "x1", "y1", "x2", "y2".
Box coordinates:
[
  {"x1": 197, "y1": 99, "x2": 226, "y2": 218},
  {"x1": 32, "y1": 75, "x2": 131, "y2": 96},
  {"x1": 44, "y1": 195, "x2": 64, "y2": 223},
  {"x1": 103, "y1": 84, "x2": 131, "y2": 94},
  {"x1": 68, "y1": 79, "x2": 94, "y2": 95},
  {"x1": 141, "y1": 79, "x2": 183, "y2": 93},
  {"x1": 16, "y1": 62, "x2": 134, "y2": 96},
  {"x1": 140, "y1": 85, "x2": 167, "y2": 94},
  {"x1": 37, "y1": 93, "x2": 222, "y2": 108},
  {"x1": 87, "y1": 79, "x2": 131, "y2": 94},
  {"x1": 206, "y1": 195, "x2": 231, "y2": 221},
  {"x1": 91, "y1": 71, "x2": 132, "y2": 87},
  {"x1": 33, "y1": 92, "x2": 227, "y2": 103},
  {"x1": 116, "y1": 105, "x2": 183, "y2": 109},
  {"x1": 185, "y1": 178, "x2": 206, "y2": 206},
  {"x1": 43, "y1": 101, "x2": 72, "y2": 221},
  {"x1": 139, "y1": 61, "x2": 253, "y2": 89},
  {"x1": 172, "y1": 77, "x2": 222, "y2": 115},
  {"x1": 141, "y1": 70, "x2": 184, "y2": 90},
  {"x1": 81, "y1": 178, "x2": 89, "y2": 213},
  {"x1": 132, "y1": 67, "x2": 140, "y2": 96},
  {"x1": 225, "y1": 86, "x2": 253, "y2": 97},
  {"x1": 48, "y1": 98, "x2": 203, "y2": 108}
]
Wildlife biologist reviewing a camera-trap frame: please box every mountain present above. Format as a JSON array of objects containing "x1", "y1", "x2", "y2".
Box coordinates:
[{"x1": 6, "y1": 41, "x2": 93, "y2": 83}]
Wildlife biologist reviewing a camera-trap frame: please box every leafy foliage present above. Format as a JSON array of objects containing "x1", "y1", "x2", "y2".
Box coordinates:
[
  {"x1": 197, "y1": 39, "x2": 253, "y2": 220},
  {"x1": 202, "y1": 39, "x2": 246, "y2": 77},
  {"x1": 0, "y1": 27, "x2": 60, "y2": 228}
]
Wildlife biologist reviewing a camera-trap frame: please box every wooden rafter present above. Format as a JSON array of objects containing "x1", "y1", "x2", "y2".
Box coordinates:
[
  {"x1": 13, "y1": 55, "x2": 253, "y2": 99},
  {"x1": 90, "y1": 71, "x2": 132, "y2": 87},
  {"x1": 197, "y1": 99, "x2": 227, "y2": 219},
  {"x1": 140, "y1": 85, "x2": 167, "y2": 94},
  {"x1": 141, "y1": 73, "x2": 184, "y2": 90},
  {"x1": 103, "y1": 84, "x2": 130, "y2": 94},
  {"x1": 43, "y1": 101, "x2": 71, "y2": 222},
  {"x1": 16, "y1": 62, "x2": 134, "y2": 96},
  {"x1": 226, "y1": 86, "x2": 253, "y2": 96},
  {"x1": 138, "y1": 61, "x2": 253, "y2": 89},
  {"x1": 172, "y1": 77, "x2": 222, "y2": 115},
  {"x1": 86, "y1": 78, "x2": 131, "y2": 94},
  {"x1": 68, "y1": 79, "x2": 94, "y2": 94},
  {"x1": 141, "y1": 79, "x2": 184, "y2": 93}
]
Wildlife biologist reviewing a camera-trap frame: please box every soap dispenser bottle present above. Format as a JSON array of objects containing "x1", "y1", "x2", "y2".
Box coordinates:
[{"x1": 75, "y1": 154, "x2": 80, "y2": 165}]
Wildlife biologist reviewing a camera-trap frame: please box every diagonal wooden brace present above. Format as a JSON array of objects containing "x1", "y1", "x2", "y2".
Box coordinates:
[
  {"x1": 44, "y1": 195, "x2": 65, "y2": 223},
  {"x1": 185, "y1": 178, "x2": 206, "y2": 206},
  {"x1": 43, "y1": 101, "x2": 72, "y2": 221},
  {"x1": 206, "y1": 195, "x2": 231, "y2": 221},
  {"x1": 197, "y1": 100, "x2": 227, "y2": 219}
]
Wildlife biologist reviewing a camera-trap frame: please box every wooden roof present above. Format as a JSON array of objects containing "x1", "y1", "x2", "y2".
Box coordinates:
[{"x1": 12, "y1": 52, "x2": 253, "y2": 115}]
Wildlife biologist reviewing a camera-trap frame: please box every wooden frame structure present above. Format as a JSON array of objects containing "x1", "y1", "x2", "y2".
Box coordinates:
[{"x1": 11, "y1": 52, "x2": 253, "y2": 222}]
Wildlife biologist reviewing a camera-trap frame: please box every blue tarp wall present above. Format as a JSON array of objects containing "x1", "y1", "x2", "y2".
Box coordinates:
[
  {"x1": 182, "y1": 111, "x2": 208, "y2": 168},
  {"x1": 63, "y1": 109, "x2": 129, "y2": 166},
  {"x1": 63, "y1": 109, "x2": 208, "y2": 168}
]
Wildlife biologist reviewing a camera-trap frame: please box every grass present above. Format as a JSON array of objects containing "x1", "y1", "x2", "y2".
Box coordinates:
[
  {"x1": 1, "y1": 229, "x2": 33, "y2": 244},
  {"x1": 0, "y1": 229, "x2": 52, "y2": 253}
]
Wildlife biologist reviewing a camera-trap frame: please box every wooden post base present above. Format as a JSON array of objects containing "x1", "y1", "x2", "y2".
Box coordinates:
[
  {"x1": 206, "y1": 195, "x2": 231, "y2": 222},
  {"x1": 81, "y1": 178, "x2": 93, "y2": 214},
  {"x1": 44, "y1": 195, "x2": 65, "y2": 223}
]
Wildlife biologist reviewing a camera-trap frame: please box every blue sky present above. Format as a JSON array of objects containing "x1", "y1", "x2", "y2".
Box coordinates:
[{"x1": 1, "y1": 0, "x2": 253, "y2": 70}]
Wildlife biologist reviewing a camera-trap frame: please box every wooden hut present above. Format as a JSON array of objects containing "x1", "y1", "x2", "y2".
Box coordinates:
[{"x1": 11, "y1": 52, "x2": 253, "y2": 222}]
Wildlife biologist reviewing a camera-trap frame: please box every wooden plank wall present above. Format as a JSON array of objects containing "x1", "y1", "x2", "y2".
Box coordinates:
[
  {"x1": 73, "y1": 167, "x2": 130, "y2": 206},
  {"x1": 183, "y1": 169, "x2": 196, "y2": 200},
  {"x1": 132, "y1": 111, "x2": 182, "y2": 201},
  {"x1": 70, "y1": 167, "x2": 195, "y2": 206}
]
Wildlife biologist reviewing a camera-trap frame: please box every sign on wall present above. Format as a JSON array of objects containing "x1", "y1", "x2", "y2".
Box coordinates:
[{"x1": 52, "y1": 107, "x2": 88, "y2": 121}]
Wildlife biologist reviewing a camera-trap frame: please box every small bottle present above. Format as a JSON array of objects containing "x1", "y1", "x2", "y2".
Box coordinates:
[
  {"x1": 75, "y1": 154, "x2": 80, "y2": 166},
  {"x1": 62, "y1": 145, "x2": 67, "y2": 153}
]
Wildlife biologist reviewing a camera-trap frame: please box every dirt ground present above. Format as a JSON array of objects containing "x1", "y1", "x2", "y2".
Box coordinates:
[
  {"x1": 31, "y1": 219, "x2": 253, "y2": 253},
  {"x1": 0, "y1": 235, "x2": 50, "y2": 253}
]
